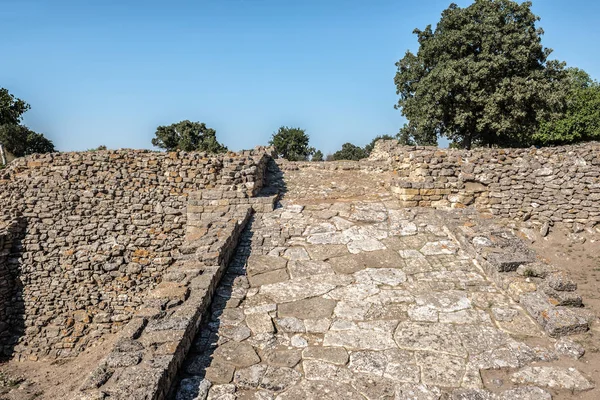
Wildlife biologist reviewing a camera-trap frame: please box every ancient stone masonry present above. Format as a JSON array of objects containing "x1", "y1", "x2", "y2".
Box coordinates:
[
  {"x1": 371, "y1": 140, "x2": 600, "y2": 229},
  {"x1": 445, "y1": 210, "x2": 592, "y2": 338},
  {"x1": 77, "y1": 189, "x2": 278, "y2": 400},
  {"x1": 0, "y1": 217, "x2": 25, "y2": 357},
  {"x1": 0, "y1": 148, "x2": 272, "y2": 360}
]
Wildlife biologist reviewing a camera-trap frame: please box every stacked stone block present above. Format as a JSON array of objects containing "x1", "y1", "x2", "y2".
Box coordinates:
[
  {"x1": 78, "y1": 190, "x2": 277, "y2": 400},
  {"x1": 373, "y1": 141, "x2": 600, "y2": 228},
  {"x1": 0, "y1": 148, "x2": 271, "y2": 360}
]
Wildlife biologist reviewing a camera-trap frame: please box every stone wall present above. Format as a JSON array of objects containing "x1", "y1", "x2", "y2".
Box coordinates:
[
  {"x1": 371, "y1": 141, "x2": 600, "y2": 228},
  {"x1": 0, "y1": 218, "x2": 25, "y2": 358},
  {"x1": 0, "y1": 148, "x2": 272, "y2": 360}
]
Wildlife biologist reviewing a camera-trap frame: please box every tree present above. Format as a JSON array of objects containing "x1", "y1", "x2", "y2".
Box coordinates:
[
  {"x1": 364, "y1": 135, "x2": 395, "y2": 155},
  {"x1": 396, "y1": 125, "x2": 417, "y2": 146},
  {"x1": 332, "y1": 143, "x2": 368, "y2": 161},
  {"x1": 312, "y1": 150, "x2": 324, "y2": 161},
  {"x1": 269, "y1": 126, "x2": 314, "y2": 161},
  {"x1": 151, "y1": 120, "x2": 227, "y2": 153},
  {"x1": 394, "y1": 0, "x2": 567, "y2": 149},
  {"x1": 0, "y1": 124, "x2": 55, "y2": 157},
  {"x1": 535, "y1": 68, "x2": 600, "y2": 145},
  {"x1": 0, "y1": 88, "x2": 55, "y2": 157},
  {"x1": 0, "y1": 88, "x2": 30, "y2": 126}
]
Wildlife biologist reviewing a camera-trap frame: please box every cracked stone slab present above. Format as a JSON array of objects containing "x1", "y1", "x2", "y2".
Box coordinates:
[
  {"x1": 260, "y1": 274, "x2": 352, "y2": 303},
  {"x1": 394, "y1": 321, "x2": 467, "y2": 356},
  {"x1": 324, "y1": 325, "x2": 397, "y2": 350},
  {"x1": 354, "y1": 268, "x2": 407, "y2": 286},
  {"x1": 302, "y1": 346, "x2": 349, "y2": 365},
  {"x1": 277, "y1": 297, "x2": 337, "y2": 319},
  {"x1": 288, "y1": 260, "x2": 334, "y2": 279},
  {"x1": 347, "y1": 237, "x2": 387, "y2": 254},
  {"x1": 416, "y1": 351, "x2": 466, "y2": 387},
  {"x1": 247, "y1": 255, "x2": 288, "y2": 276},
  {"x1": 275, "y1": 379, "x2": 365, "y2": 400},
  {"x1": 511, "y1": 366, "x2": 595, "y2": 391}
]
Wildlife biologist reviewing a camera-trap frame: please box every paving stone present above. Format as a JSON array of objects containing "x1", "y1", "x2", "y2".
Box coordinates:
[
  {"x1": 274, "y1": 317, "x2": 305, "y2": 333},
  {"x1": 302, "y1": 346, "x2": 349, "y2": 365},
  {"x1": 205, "y1": 359, "x2": 235, "y2": 384},
  {"x1": 354, "y1": 268, "x2": 407, "y2": 286},
  {"x1": 416, "y1": 351, "x2": 466, "y2": 387},
  {"x1": 303, "y1": 223, "x2": 337, "y2": 236},
  {"x1": 302, "y1": 359, "x2": 354, "y2": 382},
  {"x1": 325, "y1": 283, "x2": 380, "y2": 301},
  {"x1": 324, "y1": 325, "x2": 396, "y2": 350},
  {"x1": 247, "y1": 255, "x2": 288, "y2": 276},
  {"x1": 260, "y1": 275, "x2": 350, "y2": 303},
  {"x1": 259, "y1": 366, "x2": 301, "y2": 392},
  {"x1": 414, "y1": 291, "x2": 471, "y2": 312},
  {"x1": 328, "y1": 253, "x2": 369, "y2": 274},
  {"x1": 283, "y1": 247, "x2": 310, "y2": 261},
  {"x1": 350, "y1": 374, "x2": 397, "y2": 399},
  {"x1": 213, "y1": 341, "x2": 261, "y2": 367},
  {"x1": 348, "y1": 351, "x2": 388, "y2": 376},
  {"x1": 394, "y1": 383, "x2": 443, "y2": 400},
  {"x1": 287, "y1": 260, "x2": 334, "y2": 279},
  {"x1": 347, "y1": 237, "x2": 387, "y2": 254},
  {"x1": 245, "y1": 313, "x2": 275, "y2": 334},
  {"x1": 450, "y1": 389, "x2": 495, "y2": 400},
  {"x1": 511, "y1": 366, "x2": 595, "y2": 391},
  {"x1": 219, "y1": 324, "x2": 252, "y2": 342},
  {"x1": 305, "y1": 244, "x2": 349, "y2": 261},
  {"x1": 394, "y1": 321, "x2": 466, "y2": 356},
  {"x1": 275, "y1": 379, "x2": 364, "y2": 400},
  {"x1": 438, "y1": 309, "x2": 492, "y2": 325},
  {"x1": 277, "y1": 297, "x2": 337, "y2": 319},
  {"x1": 307, "y1": 232, "x2": 351, "y2": 245},
  {"x1": 407, "y1": 305, "x2": 438, "y2": 322},
  {"x1": 248, "y1": 269, "x2": 289, "y2": 287},
  {"x1": 262, "y1": 347, "x2": 302, "y2": 368},
  {"x1": 304, "y1": 318, "x2": 331, "y2": 333},
  {"x1": 207, "y1": 384, "x2": 236, "y2": 400},
  {"x1": 234, "y1": 364, "x2": 268, "y2": 389}
]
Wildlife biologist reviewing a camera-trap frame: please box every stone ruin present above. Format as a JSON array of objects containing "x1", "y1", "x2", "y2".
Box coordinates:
[{"x1": 0, "y1": 141, "x2": 598, "y2": 399}]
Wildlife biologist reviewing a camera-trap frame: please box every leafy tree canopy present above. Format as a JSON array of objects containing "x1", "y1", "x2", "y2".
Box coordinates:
[
  {"x1": 535, "y1": 68, "x2": 600, "y2": 145},
  {"x1": 312, "y1": 150, "x2": 324, "y2": 161},
  {"x1": 269, "y1": 126, "x2": 314, "y2": 161},
  {"x1": 394, "y1": 0, "x2": 567, "y2": 149},
  {"x1": 0, "y1": 124, "x2": 55, "y2": 157},
  {"x1": 0, "y1": 88, "x2": 55, "y2": 157},
  {"x1": 364, "y1": 135, "x2": 396, "y2": 155},
  {"x1": 151, "y1": 120, "x2": 228, "y2": 153},
  {"x1": 333, "y1": 143, "x2": 368, "y2": 161},
  {"x1": 0, "y1": 88, "x2": 30, "y2": 126}
]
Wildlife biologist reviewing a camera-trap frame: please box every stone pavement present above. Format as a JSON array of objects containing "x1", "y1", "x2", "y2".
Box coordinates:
[{"x1": 171, "y1": 164, "x2": 595, "y2": 400}]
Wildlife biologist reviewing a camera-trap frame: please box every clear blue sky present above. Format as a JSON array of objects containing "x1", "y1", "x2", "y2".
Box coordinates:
[{"x1": 2, "y1": 0, "x2": 599, "y2": 153}]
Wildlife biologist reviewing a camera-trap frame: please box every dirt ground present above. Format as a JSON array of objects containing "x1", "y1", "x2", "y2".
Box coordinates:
[
  {"x1": 527, "y1": 224, "x2": 600, "y2": 400},
  {"x1": 0, "y1": 334, "x2": 115, "y2": 400}
]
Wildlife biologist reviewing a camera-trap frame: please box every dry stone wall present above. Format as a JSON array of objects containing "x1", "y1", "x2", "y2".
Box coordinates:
[
  {"x1": 371, "y1": 141, "x2": 600, "y2": 228},
  {"x1": 0, "y1": 148, "x2": 271, "y2": 360}
]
